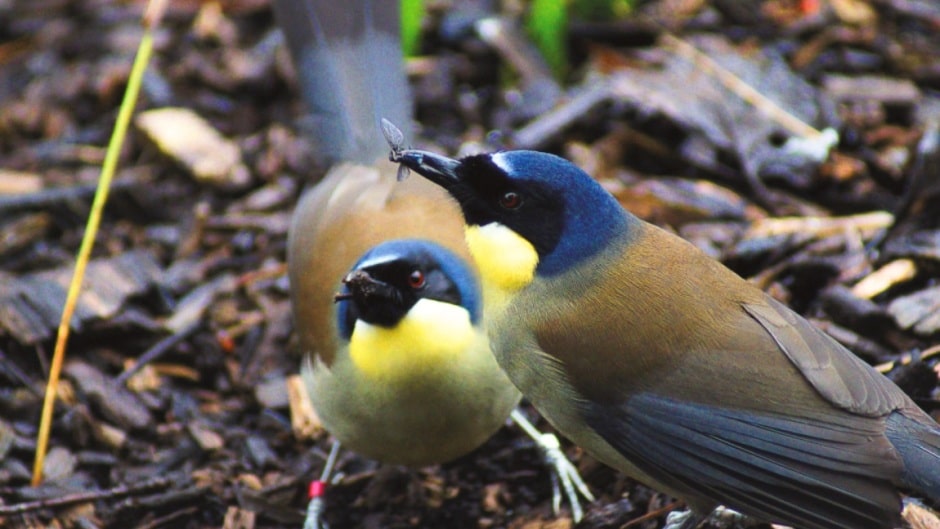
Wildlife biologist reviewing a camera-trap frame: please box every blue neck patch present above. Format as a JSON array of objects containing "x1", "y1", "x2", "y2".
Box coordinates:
[
  {"x1": 336, "y1": 239, "x2": 482, "y2": 340},
  {"x1": 491, "y1": 151, "x2": 632, "y2": 276}
]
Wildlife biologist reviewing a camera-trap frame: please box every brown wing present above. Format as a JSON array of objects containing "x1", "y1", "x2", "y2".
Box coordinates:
[
  {"x1": 743, "y1": 298, "x2": 910, "y2": 417},
  {"x1": 287, "y1": 161, "x2": 470, "y2": 366}
]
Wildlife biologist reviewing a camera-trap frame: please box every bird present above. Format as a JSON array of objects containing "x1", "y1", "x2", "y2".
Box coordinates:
[
  {"x1": 289, "y1": 170, "x2": 521, "y2": 465},
  {"x1": 391, "y1": 139, "x2": 940, "y2": 529},
  {"x1": 273, "y1": 1, "x2": 592, "y2": 527}
]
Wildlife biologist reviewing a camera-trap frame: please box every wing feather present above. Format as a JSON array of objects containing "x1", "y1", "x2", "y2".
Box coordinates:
[{"x1": 743, "y1": 299, "x2": 908, "y2": 416}]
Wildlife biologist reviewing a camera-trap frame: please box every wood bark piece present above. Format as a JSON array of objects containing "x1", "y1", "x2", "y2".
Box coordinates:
[
  {"x1": 136, "y1": 107, "x2": 251, "y2": 191},
  {"x1": 0, "y1": 250, "x2": 163, "y2": 344}
]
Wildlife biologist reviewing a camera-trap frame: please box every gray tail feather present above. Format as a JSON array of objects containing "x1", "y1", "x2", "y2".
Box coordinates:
[
  {"x1": 886, "y1": 410, "x2": 940, "y2": 503},
  {"x1": 271, "y1": 0, "x2": 411, "y2": 165}
]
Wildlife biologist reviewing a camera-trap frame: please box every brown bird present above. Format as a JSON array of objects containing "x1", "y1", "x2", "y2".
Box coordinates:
[
  {"x1": 288, "y1": 163, "x2": 524, "y2": 463},
  {"x1": 273, "y1": 2, "x2": 592, "y2": 527},
  {"x1": 392, "y1": 144, "x2": 940, "y2": 529}
]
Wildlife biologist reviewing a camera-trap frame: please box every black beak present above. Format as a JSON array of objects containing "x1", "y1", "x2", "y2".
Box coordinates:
[
  {"x1": 334, "y1": 270, "x2": 398, "y2": 305},
  {"x1": 335, "y1": 269, "x2": 411, "y2": 327},
  {"x1": 397, "y1": 149, "x2": 462, "y2": 189}
]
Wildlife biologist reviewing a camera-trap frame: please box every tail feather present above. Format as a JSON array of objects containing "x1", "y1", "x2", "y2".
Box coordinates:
[
  {"x1": 271, "y1": 0, "x2": 411, "y2": 164},
  {"x1": 886, "y1": 410, "x2": 940, "y2": 502}
]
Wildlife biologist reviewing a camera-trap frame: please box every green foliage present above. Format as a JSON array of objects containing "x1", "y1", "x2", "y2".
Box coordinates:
[
  {"x1": 570, "y1": 0, "x2": 635, "y2": 21},
  {"x1": 526, "y1": 0, "x2": 569, "y2": 78},
  {"x1": 401, "y1": 0, "x2": 425, "y2": 57},
  {"x1": 526, "y1": 0, "x2": 635, "y2": 79}
]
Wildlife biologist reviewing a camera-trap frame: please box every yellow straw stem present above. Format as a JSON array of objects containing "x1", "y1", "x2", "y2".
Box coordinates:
[{"x1": 31, "y1": 27, "x2": 155, "y2": 487}]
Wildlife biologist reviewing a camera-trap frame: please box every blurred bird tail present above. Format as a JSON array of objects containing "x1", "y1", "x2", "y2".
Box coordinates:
[
  {"x1": 272, "y1": 0, "x2": 411, "y2": 165},
  {"x1": 886, "y1": 410, "x2": 940, "y2": 502}
]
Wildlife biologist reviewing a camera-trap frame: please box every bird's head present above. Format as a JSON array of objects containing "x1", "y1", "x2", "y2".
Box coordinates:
[
  {"x1": 336, "y1": 239, "x2": 480, "y2": 335},
  {"x1": 334, "y1": 239, "x2": 483, "y2": 380},
  {"x1": 397, "y1": 150, "x2": 630, "y2": 295}
]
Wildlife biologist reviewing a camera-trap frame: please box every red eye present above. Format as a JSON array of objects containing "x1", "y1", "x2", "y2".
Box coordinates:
[
  {"x1": 408, "y1": 270, "x2": 426, "y2": 289},
  {"x1": 499, "y1": 191, "x2": 522, "y2": 209}
]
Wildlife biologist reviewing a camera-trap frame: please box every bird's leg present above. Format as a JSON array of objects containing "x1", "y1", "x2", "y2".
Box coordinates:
[
  {"x1": 303, "y1": 440, "x2": 342, "y2": 529},
  {"x1": 510, "y1": 408, "x2": 595, "y2": 522}
]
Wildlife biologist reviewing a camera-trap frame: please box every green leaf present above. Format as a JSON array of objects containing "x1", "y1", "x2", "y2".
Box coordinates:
[
  {"x1": 526, "y1": 0, "x2": 569, "y2": 78},
  {"x1": 401, "y1": 0, "x2": 425, "y2": 57}
]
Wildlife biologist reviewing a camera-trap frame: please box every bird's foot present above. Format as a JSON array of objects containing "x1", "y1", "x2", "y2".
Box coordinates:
[
  {"x1": 665, "y1": 506, "x2": 759, "y2": 529},
  {"x1": 664, "y1": 509, "x2": 705, "y2": 529},
  {"x1": 708, "y1": 506, "x2": 765, "y2": 528},
  {"x1": 538, "y1": 431, "x2": 596, "y2": 522},
  {"x1": 510, "y1": 409, "x2": 595, "y2": 522}
]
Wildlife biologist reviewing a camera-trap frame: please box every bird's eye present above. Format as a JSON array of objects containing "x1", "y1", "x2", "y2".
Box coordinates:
[
  {"x1": 499, "y1": 191, "x2": 522, "y2": 210},
  {"x1": 408, "y1": 270, "x2": 426, "y2": 289}
]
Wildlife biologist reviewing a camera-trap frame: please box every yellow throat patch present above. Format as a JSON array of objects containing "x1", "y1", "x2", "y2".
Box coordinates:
[
  {"x1": 348, "y1": 298, "x2": 477, "y2": 382},
  {"x1": 464, "y1": 223, "x2": 538, "y2": 310}
]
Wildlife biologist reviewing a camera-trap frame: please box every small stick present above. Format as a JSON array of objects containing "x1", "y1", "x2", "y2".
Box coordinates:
[
  {"x1": 0, "y1": 476, "x2": 170, "y2": 514},
  {"x1": 114, "y1": 320, "x2": 201, "y2": 386}
]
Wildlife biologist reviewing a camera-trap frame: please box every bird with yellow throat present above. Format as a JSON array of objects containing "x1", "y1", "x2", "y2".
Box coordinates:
[
  {"x1": 274, "y1": 1, "x2": 593, "y2": 527},
  {"x1": 390, "y1": 133, "x2": 940, "y2": 529}
]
